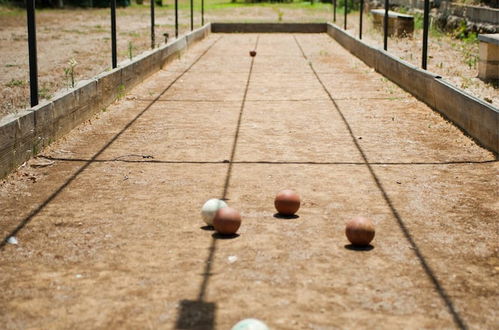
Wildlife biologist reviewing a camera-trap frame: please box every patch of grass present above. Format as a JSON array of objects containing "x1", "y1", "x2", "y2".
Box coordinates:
[
  {"x1": 396, "y1": 8, "x2": 444, "y2": 38},
  {"x1": 117, "y1": 84, "x2": 126, "y2": 100},
  {"x1": 61, "y1": 28, "x2": 87, "y2": 34},
  {"x1": 127, "y1": 31, "x2": 141, "y2": 37},
  {"x1": 128, "y1": 41, "x2": 134, "y2": 60},
  {"x1": 0, "y1": 4, "x2": 24, "y2": 16},
  {"x1": 462, "y1": 47, "x2": 478, "y2": 69},
  {"x1": 272, "y1": 7, "x2": 284, "y2": 21},
  {"x1": 5, "y1": 79, "x2": 25, "y2": 87},
  {"x1": 446, "y1": 22, "x2": 480, "y2": 70},
  {"x1": 201, "y1": 0, "x2": 332, "y2": 11},
  {"x1": 39, "y1": 85, "x2": 53, "y2": 100},
  {"x1": 460, "y1": 76, "x2": 474, "y2": 89}
]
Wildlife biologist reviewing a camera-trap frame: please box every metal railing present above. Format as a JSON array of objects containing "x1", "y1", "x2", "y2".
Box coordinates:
[
  {"x1": 335, "y1": 0, "x2": 431, "y2": 68},
  {"x1": 24, "y1": 0, "x2": 432, "y2": 108}
]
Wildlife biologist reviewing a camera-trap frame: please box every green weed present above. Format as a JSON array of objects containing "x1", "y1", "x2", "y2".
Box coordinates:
[
  {"x1": 117, "y1": 84, "x2": 126, "y2": 100},
  {"x1": 128, "y1": 41, "x2": 134, "y2": 60},
  {"x1": 39, "y1": 85, "x2": 52, "y2": 100},
  {"x1": 5, "y1": 79, "x2": 25, "y2": 87},
  {"x1": 274, "y1": 8, "x2": 284, "y2": 22},
  {"x1": 64, "y1": 58, "x2": 78, "y2": 88}
]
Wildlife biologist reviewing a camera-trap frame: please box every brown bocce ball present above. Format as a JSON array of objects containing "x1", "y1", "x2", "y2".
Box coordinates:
[
  {"x1": 213, "y1": 207, "x2": 241, "y2": 235},
  {"x1": 274, "y1": 189, "x2": 301, "y2": 215},
  {"x1": 249, "y1": 50, "x2": 257, "y2": 57},
  {"x1": 345, "y1": 216, "x2": 375, "y2": 246}
]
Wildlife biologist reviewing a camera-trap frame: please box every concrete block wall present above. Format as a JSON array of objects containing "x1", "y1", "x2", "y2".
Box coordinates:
[
  {"x1": 371, "y1": 10, "x2": 415, "y2": 37},
  {"x1": 211, "y1": 23, "x2": 327, "y2": 33},
  {"x1": 478, "y1": 34, "x2": 499, "y2": 81},
  {"x1": 0, "y1": 24, "x2": 211, "y2": 180}
]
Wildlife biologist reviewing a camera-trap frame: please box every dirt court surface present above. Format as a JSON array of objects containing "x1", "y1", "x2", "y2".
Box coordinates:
[{"x1": 0, "y1": 33, "x2": 498, "y2": 329}]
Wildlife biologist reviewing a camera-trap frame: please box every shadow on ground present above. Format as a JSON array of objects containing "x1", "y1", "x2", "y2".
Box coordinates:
[{"x1": 175, "y1": 300, "x2": 216, "y2": 330}]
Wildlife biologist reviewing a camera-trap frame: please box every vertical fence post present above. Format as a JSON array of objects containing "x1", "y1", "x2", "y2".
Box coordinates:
[
  {"x1": 359, "y1": 0, "x2": 364, "y2": 39},
  {"x1": 333, "y1": 0, "x2": 336, "y2": 22},
  {"x1": 151, "y1": 0, "x2": 155, "y2": 48},
  {"x1": 175, "y1": 0, "x2": 178, "y2": 38},
  {"x1": 202, "y1": 0, "x2": 204, "y2": 26},
  {"x1": 344, "y1": 0, "x2": 347, "y2": 30},
  {"x1": 422, "y1": 0, "x2": 430, "y2": 69},
  {"x1": 190, "y1": 0, "x2": 194, "y2": 31},
  {"x1": 111, "y1": 0, "x2": 117, "y2": 68},
  {"x1": 27, "y1": 0, "x2": 38, "y2": 107},
  {"x1": 383, "y1": 0, "x2": 389, "y2": 51}
]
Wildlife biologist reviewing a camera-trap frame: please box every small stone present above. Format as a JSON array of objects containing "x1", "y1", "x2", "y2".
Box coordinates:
[
  {"x1": 228, "y1": 256, "x2": 238, "y2": 263},
  {"x1": 7, "y1": 236, "x2": 18, "y2": 245}
]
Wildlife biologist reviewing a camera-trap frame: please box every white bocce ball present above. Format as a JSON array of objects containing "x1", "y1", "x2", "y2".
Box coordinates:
[
  {"x1": 231, "y1": 319, "x2": 269, "y2": 330},
  {"x1": 201, "y1": 198, "x2": 228, "y2": 226}
]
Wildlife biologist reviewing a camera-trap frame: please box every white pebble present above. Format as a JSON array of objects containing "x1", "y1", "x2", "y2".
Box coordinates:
[
  {"x1": 228, "y1": 256, "x2": 238, "y2": 263},
  {"x1": 7, "y1": 236, "x2": 18, "y2": 245}
]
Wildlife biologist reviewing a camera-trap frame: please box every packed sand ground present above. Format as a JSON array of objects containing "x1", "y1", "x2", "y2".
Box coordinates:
[{"x1": 0, "y1": 34, "x2": 498, "y2": 329}]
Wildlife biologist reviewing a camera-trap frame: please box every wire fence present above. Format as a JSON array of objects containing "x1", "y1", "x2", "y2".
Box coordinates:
[
  {"x1": 22, "y1": 0, "x2": 432, "y2": 108},
  {"x1": 0, "y1": 1, "x2": 207, "y2": 118},
  {"x1": 25, "y1": 0, "x2": 206, "y2": 107}
]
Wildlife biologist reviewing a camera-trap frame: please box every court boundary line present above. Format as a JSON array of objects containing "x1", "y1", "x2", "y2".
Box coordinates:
[{"x1": 39, "y1": 155, "x2": 497, "y2": 167}]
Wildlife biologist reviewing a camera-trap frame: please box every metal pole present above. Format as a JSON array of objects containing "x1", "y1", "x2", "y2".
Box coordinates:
[
  {"x1": 175, "y1": 0, "x2": 178, "y2": 38},
  {"x1": 27, "y1": 0, "x2": 38, "y2": 107},
  {"x1": 333, "y1": 0, "x2": 336, "y2": 22},
  {"x1": 111, "y1": 0, "x2": 117, "y2": 68},
  {"x1": 383, "y1": 0, "x2": 389, "y2": 51},
  {"x1": 359, "y1": 0, "x2": 364, "y2": 39},
  {"x1": 190, "y1": 0, "x2": 193, "y2": 31},
  {"x1": 422, "y1": 0, "x2": 430, "y2": 69},
  {"x1": 344, "y1": 0, "x2": 347, "y2": 30},
  {"x1": 202, "y1": 0, "x2": 204, "y2": 26},
  {"x1": 151, "y1": 0, "x2": 155, "y2": 48}
]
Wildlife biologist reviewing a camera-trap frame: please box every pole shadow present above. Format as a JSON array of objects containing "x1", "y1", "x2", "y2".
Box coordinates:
[
  {"x1": 200, "y1": 226, "x2": 215, "y2": 231},
  {"x1": 293, "y1": 35, "x2": 468, "y2": 330},
  {"x1": 175, "y1": 299, "x2": 216, "y2": 330},
  {"x1": 175, "y1": 35, "x2": 260, "y2": 330}
]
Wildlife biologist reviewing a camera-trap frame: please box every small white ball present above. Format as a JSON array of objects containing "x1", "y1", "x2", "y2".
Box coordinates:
[
  {"x1": 201, "y1": 198, "x2": 227, "y2": 226},
  {"x1": 231, "y1": 319, "x2": 269, "y2": 330}
]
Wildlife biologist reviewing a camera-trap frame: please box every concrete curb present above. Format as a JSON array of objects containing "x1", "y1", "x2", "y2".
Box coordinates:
[
  {"x1": 211, "y1": 23, "x2": 327, "y2": 33},
  {"x1": 326, "y1": 23, "x2": 498, "y2": 154},
  {"x1": 0, "y1": 24, "x2": 211, "y2": 180}
]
